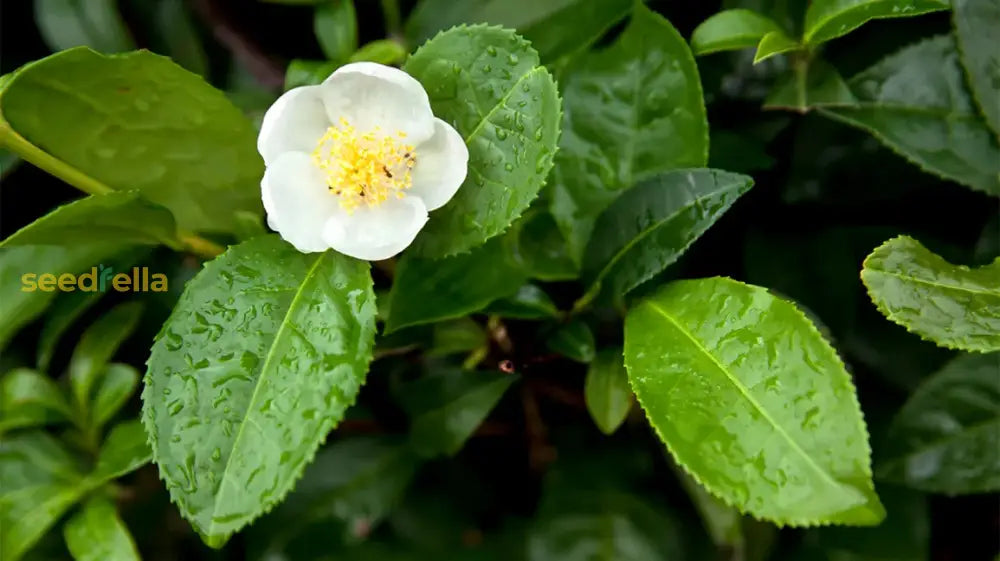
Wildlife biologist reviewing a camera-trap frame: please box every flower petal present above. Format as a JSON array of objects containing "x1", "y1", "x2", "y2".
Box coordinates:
[
  {"x1": 321, "y1": 196, "x2": 428, "y2": 261},
  {"x1": 258, "y1": 86, "x2": 330, "y2": 166},
  {"x1": 409, "y1": 118, "x2": 469, "y2": 211},
  {"x1": 262, "y1": 152, "x2": 340, "y2": 253},
  {"x1": 320, "y1": 62, "x2": 435, "y2": 143}
]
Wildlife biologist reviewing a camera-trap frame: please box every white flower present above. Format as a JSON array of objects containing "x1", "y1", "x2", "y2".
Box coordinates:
[{"x1": 257, "y1": 62, "x2": 468, "y2": 260}]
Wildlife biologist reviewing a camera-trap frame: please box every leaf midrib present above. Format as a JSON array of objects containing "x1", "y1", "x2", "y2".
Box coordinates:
[
  {"x1": 866, "y1": 267, "x2": 1000, "y2": 297},
  {"x1": 463, "y1": 66, "x2": 545, "y2": 146},
  {"x1": 207, "y1": 251, "x2": 329, "y2": 536},
  {"x1": 644, "y1": 301, "x2": 843, "y2": 492}
]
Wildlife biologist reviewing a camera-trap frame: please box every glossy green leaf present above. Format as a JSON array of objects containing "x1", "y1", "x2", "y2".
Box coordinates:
[
  {"x1": 546, "y1": 321, "x2": 595, "y2": 363},
  {"x1": 142, "y1": 235, "x2": 377, "y2": 546},
  {"x1": 91, "y1": 364, "x2": 139, "y2": 429},
  {"x1": 0, "y1": 192, "x2": 178, "y2": 250},
  {"x1": 584, "y1": 348, "x2": 632, "y2": 435},
  {"x1": 152, "y1": 0, "x2": 210, "y2": 76},
  {"x1": 0, "y1": 47, "x2": 263, "y2": 233},
  {"x1": 691, "y1": 9, "x2": 783, "y2": 55},
  {"x1": 285, "y1": 59, "x2": 339, "y2": 90},
  {"x1": 764, "y1": 58, "x2": 855, "y2": 112},
  {"x1": 349, "y1": 40, "x2": 407, "y2": 65},
  {"x1": 753, "y1": 30, "x2": 800, "y2": 63},
  {"x1": 953, "y1": 0, "x2": 1000, "y2": 138},
  {"x1": 0, "y1": 368, "x2": 72, "y2": 432},
  {"x1": 550, "y1": 4, "x2": 708, "y2": 262},
  {"x1": 878, "y1": 352, "x2": 1000, "y2": 493},
  {"x1": 817, "y1": 36, "x2": 1000, "y2": 195},
  {"x1": 314, "y1": 0, "x2": 358, "y2": 62},
  {"x1": 399, "y1": 370, "x2": 517, "y2": 457},
  {"x1": 507, "y1": 210, "x2": 578, "y2": 281},
  {"x1": 91, "y1": 420, "x2": 152, "y2": 485},
  {"x1": 405, "y1": 0, "x2": 633, "y2": 62},
  {"x1": 36, "y1": 289, "x2": 104, "y2": 372},
  {"x1": 64, "y1": 497, "x2": 141, "y2": 561},
  {"x1": 35, "y1": 0, "x2": 134, "y2": 53},
  {"x1": 861, "y1": 235, "x2": 1000, "y2": 352},
  {"x1": 803, "y1": 0, "x2": 949, "y2": 46},
  {"x1": 69, "y1": 302, "x2": 142, "y2": 410},
  {"x1": 486, "y1": 284, "x2": 561, "y2": 319},
  {"x1": 624, "y1": 277, "x2": 884, "y2": 526},
  {"x1": 403, "y1": 26, "x2": 560, "y2": 257},
  {"x1": 385, "y1": 237, "x2": 527, "y2": 332},
  {"x1": 581, "y1": 169, "x2": 754, "y2": 306},
  {"x1": 0, "y1": 432, "x2": 86, "y2": 561},
  {"x1": 428, "y1": 318, "x2": 487, "y2": 357}
]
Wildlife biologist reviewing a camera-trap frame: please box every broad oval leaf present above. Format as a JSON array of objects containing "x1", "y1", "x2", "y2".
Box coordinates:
[
  {"x1": 953, "y1": 0, "x2": 1000, "y2": 138},
  {"x1": 550, "y1": 4, "x2": 708, "y2": 262},
  {"x1": 142, "y1": 235, "x2": 376, "y2": 546},
  {"x1": 817, "y1": 36, "x2": 1000, "y2": 195},
  {"x1": 624, "y1": 277, "x2": 884, "y2": 526},
  {"x1": 64, "y1": 497, "x2": 141, "y2": 561},
  {"x1": 385, "y1": 236, "x2": 527, "y2": 333},
  {"x1": 507, "y1": 210, "x2": 579, "y2": 282},
  {"x1": 403, "y1": 26, "x2": 561, "y2": 257},
  {"x1": 877, "y1": 352, "x2": 1000, "y2": 494},
  {"x1": 581, "y1": 169, "x2": 753, "y2": 306},
  {"x1": 861, "y1": 235, "x2": 1000, "y2": 352},
  {"x1": 690, "y1": 9, "x2": 783, "y2": 56},
  {"x1": 34, "y1": 0, "x2": 134, "y2": 53},
  {"x1": 0, "y1": 47, "x2": 263, "y2": 233},
  {"x1": 584, "y1": 348, "x2": 632, "y2": 435},
  {"x1": 803, "y1": 0, "x2": 949, "y2": 46}
]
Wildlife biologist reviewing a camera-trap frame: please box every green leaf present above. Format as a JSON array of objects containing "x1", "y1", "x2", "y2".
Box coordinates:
[
  {"x1": 506, "y1": 210, "x2": 579, "y2": 281},
  {"x1": 764, "y1": 58, "x2": 855, "y2": 112},
  {"x1": 624, "y1": 277, "x2": 884, "y2": 526},
  {"x1": 753, "y1": 30, "x2": 800, "y2": 63},
  {"x1": 550, "y1": 4, "x2": 708, "y2": 262},
  {"x1": 91, "y1": 420, "x2": 152, "y2": 485},
  {"x1": 399, "y1": 370, "x2": 517, "y2": 457},
  {"x1": 349, "y1": 40, "x2": 407, "y2": 65},
  {"x1": 0, "y1": 192, "x2": 178, "y2": 249},
  {"x1": 0, "y1": 47, "x2": 264, "y2": 233},
  {"x1": 817, "y1": 36, "x2": 1000, "y2": 195},
  {"x1": 878, "y1": 352, "x2": 1000, "y2": 493},
  {"x1": 314, "y1": 0, "x2": 358, "y2": 62},
  {"x1": 63, "y1": 497, "x2": 141, "y2": 561},
  {"x1": 690, "y1": 9, "x2": 783, "y2": 55},
  {"x1": 580, "y1": 169, "x2": 754, "y2": 307},
  {"x1": 91, "y1": 364, "x2": 139, "y2": 429},
  {"x1": 584, "y1": 348, "x2": 631, "y2": 435},
  {"x1": 953, "y1": 0, "x2": 1000, "y2": 138},
  {"x1": 486, "y1": 284, "x2": 561, "y2": 319},
  {"x1": 36, "y1": 289, "x2": 105, "y2": 372},
  {"x1": 142, "y1": 235, "x2": 377, "y2": 546},
  {"x1": 0, "y1": 432, "x2": 86, "y2": 561},
  {"x1": 428, "y1": 318, "x2": 487, "y2": 357},
  {"x1": 803, "y1": 0, "x2": 949, "y2": 46},
  {"x1": 403, "y1": 25, "x2": 561, "y2": 257},
  {"x1": 673, "y1": 466, "x2": 744, "y2": 549},
  {"x1": 34, "y1": 0, "x2": 134, "y2": 53},
  {"x1": 285, "y1": 59, "x2": 339, "y2": 90},
  {"x1": 385, "y1": 236, "x2": 527, "y2": 333},
  {"x1": 813, "y1": 485, "x2": 929, "y2": 561},
  {"x1": 546, "y1": 321, "x2": 595, "y2": 363},
  {"x1": 861, "y1": 235, "x2": 1000, "y2": 352},
  {"x1": 69, "y1": 302, "x2": 143, "y2": 410},
  {"x1": 0, "y1": 369, "x2": 72, "y2": 433},
  {"x1": 153, "y1": 0, "x2": 210, "y2": 76}
]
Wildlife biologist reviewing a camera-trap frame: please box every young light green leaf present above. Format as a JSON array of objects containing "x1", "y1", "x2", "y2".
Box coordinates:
[
  {"x1": 0, "y1": 432, "x2": 86, "y2": 561},
  {"x1": 314, "y1": 0, "x2": 358, "y2": 62},
  {"x1": 584, "y1": 348, "x2": 632, "y2": 435},
  {"x1": 403, "y1": 25, "x2": 560, "y2": 257},
  {"x1": 91, "y1": 364, "x2": 139, "y2": 429},
  {"x1": 878, "y1": 352, "x2": 1000, "y2": 494},
  {"x1": 63, "y1": 497, "x2": 141, "y2": 561},
  {"x1": 91, "y1": 420, "x2": 152, "y2": 485},
  {"x1": 506, "y1": 210, "x2": 579, "y2": 282},
  {"x1": 818, "y1": 36, "x2": 1000, "y2": 195},
  {"x1": 486, "y1": 284, "x2": 561, "y2": 320},
  {"x1": 624, "y1": 277, "x2": 884, "y2": 526},
  {"x1": 953, "y1": 0, "x2": 1000, "y2": 138},
  {"x1": 284, "y1": 59, "x2": 339, "y2": 90},
  {"x1": 349, "y1": 40, "x2": 407, "y2": 65},
  {"x1": 142, "y1": 235, "x2": 376, "y2": 547},
  {"x1": 0, "y1": 47, "x2": 263, "y2": 233},
  {"x1": 581, "y1": 169, "x2": 754, "y2": 307},
  {"x1": 385, "y1": 237, "x2": 527, "y2": 333},
  {"x1": 34, "y1": 0, "x2": 134, "y2": 53},
  {"x1": 546, "y1": 321, "x2": 596, "y2": 363},
  {"x1": 69, "y1": 302, "x2": 143, "y2": 410},
  {"x1": 803, "y1": 0, "x2": 949, "y2": 46},
  {"x1": 861, "y1": 235, "x2": 1000, "y2": 352},
  {"x1": 36, "y1": 289, "x2": 105, "y2": 372},
  {"x1": 550, "y1": 4, "x2": 708, "y2": 262},
  {"x1": 398, "y1": 370, "x2": 517, "y2": 457},
  {"x1": 753, "y1": 30, "x2": 800, "y2": 63},
  {"x1": 0, "y1": 369, "x2": 72, "y2": 432},
  {"x1": 0, "y1": 192, "x2": 178, "y2": 249},
  {"x1": 690, "y1": 9, "x2": 783, "y2": 55},
  {"x1": 765, "y1": 59, "x2": 855, "y2": 112}
]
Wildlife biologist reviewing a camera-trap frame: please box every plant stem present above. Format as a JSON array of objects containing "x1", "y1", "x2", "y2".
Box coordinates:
[{"x1": 380, "y1": 0, "x2": 403, "y2": 39}]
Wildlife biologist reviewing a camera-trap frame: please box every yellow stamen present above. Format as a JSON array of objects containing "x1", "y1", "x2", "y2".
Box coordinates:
[{"x1": 311, "y1": 118, "x2": 417, "y2": 211}]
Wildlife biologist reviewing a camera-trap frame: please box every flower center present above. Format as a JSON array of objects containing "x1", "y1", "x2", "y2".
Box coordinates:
[{"x1": 311, "y1": 118, "x2": 417, "y2": 212}]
